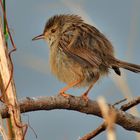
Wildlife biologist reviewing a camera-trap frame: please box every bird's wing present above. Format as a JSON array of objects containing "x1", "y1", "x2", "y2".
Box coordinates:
[{"x1": 59, "y1": 25, "x2": 102, "y2": 68}]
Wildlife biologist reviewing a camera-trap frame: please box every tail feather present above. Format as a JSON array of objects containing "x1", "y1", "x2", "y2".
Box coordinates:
[
  {"x1": 113, "y1": 59, "x2": 140, "y2": 73},
  {"x1": 112, "y1": 66, "x2": 121, "y2": 75}
]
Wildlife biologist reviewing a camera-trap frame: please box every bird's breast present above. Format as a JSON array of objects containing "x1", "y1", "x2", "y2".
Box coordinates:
[{"x1": 49, "y1": 46, "x2": 84, "y2": 84}]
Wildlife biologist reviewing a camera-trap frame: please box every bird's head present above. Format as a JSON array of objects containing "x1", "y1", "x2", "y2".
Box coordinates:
[{"x1": 32, "y1": 14, "x2": 83, "y2": 46}]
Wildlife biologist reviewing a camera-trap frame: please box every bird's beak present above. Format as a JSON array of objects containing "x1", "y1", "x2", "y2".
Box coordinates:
[{"x1": 32, "y1": 34, "x2": 44, "y2": 41}]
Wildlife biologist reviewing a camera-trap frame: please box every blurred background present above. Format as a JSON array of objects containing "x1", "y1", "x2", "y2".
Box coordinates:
[{"x1": 3, "y1": 0, "x2": 140, "y2": 139}]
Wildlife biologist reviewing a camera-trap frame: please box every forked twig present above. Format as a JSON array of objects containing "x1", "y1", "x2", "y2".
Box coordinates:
[{"x1": 80, "y1": 97, "x2": 140, "y2": 140}]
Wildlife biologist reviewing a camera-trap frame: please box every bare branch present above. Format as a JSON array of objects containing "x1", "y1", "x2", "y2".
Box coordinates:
[{"x1": 0, "y1": 95, "x2": 140, "y2": 133}]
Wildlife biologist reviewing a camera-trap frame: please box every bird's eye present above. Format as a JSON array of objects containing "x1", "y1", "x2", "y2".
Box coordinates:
[{"x1": 51, "y1": 29, "x2": 56, "y2": 33}]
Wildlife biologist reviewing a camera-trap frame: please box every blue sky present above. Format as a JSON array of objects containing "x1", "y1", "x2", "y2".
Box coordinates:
[{"x1": 4, "y1": 0, "x2": 140, "y2": 140}]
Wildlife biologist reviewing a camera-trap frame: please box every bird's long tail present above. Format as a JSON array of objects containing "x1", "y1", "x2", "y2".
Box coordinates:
[
  {"x1": 109, "y1": 56, "x2": 140, "y2": 75},
  {"x1": 112, "y1": 58, "x2": 140, "y2": 73}
]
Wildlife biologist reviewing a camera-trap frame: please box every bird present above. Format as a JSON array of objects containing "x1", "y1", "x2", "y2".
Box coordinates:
[{"x1": 32, "y1": 14, "x2": 140, "y2": 99}]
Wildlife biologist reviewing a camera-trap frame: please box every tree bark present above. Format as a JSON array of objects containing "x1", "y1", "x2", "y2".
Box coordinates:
[{"x1": 1, "y1": 95, "x2": 140, "y2": 132}]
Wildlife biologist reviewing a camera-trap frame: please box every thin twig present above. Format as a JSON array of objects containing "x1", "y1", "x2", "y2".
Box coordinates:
[
  {"x1": 120, "y1": 96, "x2": 140, "y2": 111},
  {"x1": 23, "y1": 114, "x2": 38, "y2": 138},
  {"x1": 80, "y1": 122, "x2": 106, "y2": 140},
  {"x1": 113, "y1": 98, "x2": 127, "y2": 106}
]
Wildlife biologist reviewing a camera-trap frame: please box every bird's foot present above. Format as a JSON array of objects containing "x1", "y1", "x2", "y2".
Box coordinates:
[
  {"x1": 59, "y1": 92, "x2": 70, "y2": 98},
  {"x1": 81, "y1": 92, "x2": 89, "y2": 102}
]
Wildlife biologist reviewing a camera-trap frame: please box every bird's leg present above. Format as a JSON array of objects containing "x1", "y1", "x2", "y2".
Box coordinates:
[
  {"x1": 59, "y1": 79, "x2": 81, "y2": 97},
  {"x1": 81, "y1": 84, "x2": 94, "y2": 100},
  {"x1": 81, "y1": 74, "x2": 99, "y2": 101}
]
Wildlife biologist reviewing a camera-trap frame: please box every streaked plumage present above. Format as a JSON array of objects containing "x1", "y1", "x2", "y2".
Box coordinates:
[{"x1": 33, "y1": 14, "x2": 140, "y2": 97}]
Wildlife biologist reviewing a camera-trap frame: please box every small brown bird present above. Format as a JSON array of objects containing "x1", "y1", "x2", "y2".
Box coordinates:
[{"x1": 32, "y1": 14, "x2": 140, "y2": 99}]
